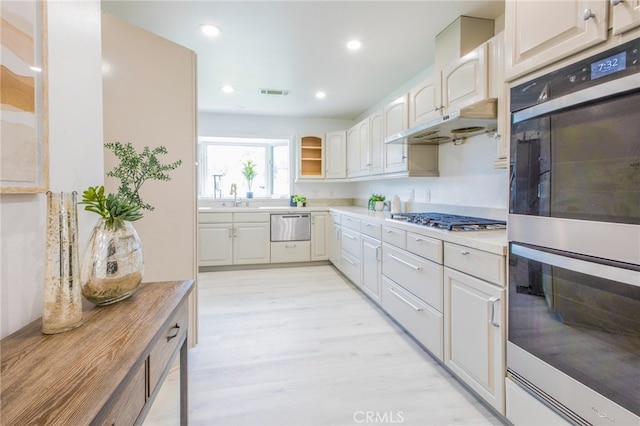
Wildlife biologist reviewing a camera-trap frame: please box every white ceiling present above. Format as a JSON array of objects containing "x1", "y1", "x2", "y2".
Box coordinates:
[{"x1": 101, "y1": 1, "x2": 505, "y2": 120}]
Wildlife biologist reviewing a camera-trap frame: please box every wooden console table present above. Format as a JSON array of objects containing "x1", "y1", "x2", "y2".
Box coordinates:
[{"x1": 1, "y1": 279, "x2": 194, "y2": 425}]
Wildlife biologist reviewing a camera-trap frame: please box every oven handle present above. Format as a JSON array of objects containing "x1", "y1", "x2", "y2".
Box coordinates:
[
  {"x1": 511, "y1": 244, "x2": 640, "y2": 287},
  {"x1": 512, "y1": 73, "x2": 639, "y2": 124}
]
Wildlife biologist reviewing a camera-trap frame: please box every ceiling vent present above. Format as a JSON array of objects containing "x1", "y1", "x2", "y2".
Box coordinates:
[{"x1": 259, "y1": 88, "x2": 290, "y2": 96}]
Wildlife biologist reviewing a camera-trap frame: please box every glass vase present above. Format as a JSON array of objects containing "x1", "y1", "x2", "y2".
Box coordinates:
[
  {"x1": 81, "y1": 218, "x2": 144, "y2": 306},
  {"x1": 43, "y1": 191, "x2": 83, "y2": 334}
]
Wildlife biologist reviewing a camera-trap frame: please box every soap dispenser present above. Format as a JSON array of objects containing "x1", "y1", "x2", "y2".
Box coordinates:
[{"x1": 391, "y1": 195, "x2": 401, "y2": 214}]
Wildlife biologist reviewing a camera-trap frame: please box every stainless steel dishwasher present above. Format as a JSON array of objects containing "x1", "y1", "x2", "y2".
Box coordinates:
[{"x1": 270, "y1": 213, "x2": 311, "y2": 242}]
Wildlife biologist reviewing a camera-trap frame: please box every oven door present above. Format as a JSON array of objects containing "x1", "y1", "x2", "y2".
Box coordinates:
[
  {"x1": 509, "y1": 81, "x2": 640, "y2": 264},
  {"x1": 507, "y1": 243, "x2": 640, "y2": 425}
]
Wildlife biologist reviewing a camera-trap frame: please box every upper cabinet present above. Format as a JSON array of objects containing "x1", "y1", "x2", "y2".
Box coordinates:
[
  {"x1": 408, "y1": 73, "x2": 441, "y2": 127},
  {"x1": 383, "y1": 95, "x2": 409, "y2": 174},
  {"x1": 297, "y1": 134, "x2": 325, "y2": 180},
  {"x1": 611, "y1": 0, "x2": 640, "y2": 35},
  {"x1": 504, "y1": 0, "x2": 608, "y2": 81},
  {"x1": 441, "y1": 42, "x2": 489, "y2": 114},
  {"x1": 325, "y1": 131, "x2": 347, "y2": 179}
]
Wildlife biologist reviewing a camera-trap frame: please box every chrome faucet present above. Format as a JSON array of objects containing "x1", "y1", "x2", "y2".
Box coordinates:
[{"x1": 230, "y1": 183, "x2": 241, "y2": 206}]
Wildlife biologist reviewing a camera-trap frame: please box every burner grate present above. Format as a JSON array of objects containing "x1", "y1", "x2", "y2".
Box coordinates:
[{"x1": 390, "y1": 212, "x2": 506, "y2": 231}]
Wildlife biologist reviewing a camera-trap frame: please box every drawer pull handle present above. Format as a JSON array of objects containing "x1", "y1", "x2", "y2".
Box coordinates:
[
  {"x1": 344, "y1": 234, "x2": 356, "y2": 240},
  {"x1": 488, "y1": 297, "x2": 500, "y2": 328},
  {"x1": 375, "y1": 246, "x2": 381, "y2": 262},
  {"x1": 167, "y1": 324, "x2": 180, "y2": 341},
  {"x1": 285, "y1": 244, "x2": 297, "y2": 248},
  {"x1": 388, "y1": 254, "x2": 421, "y2": 271},
  {"x1": 386, "y1": 229, "x2": 394, "y2": 233},
  {"x1": 388, "y1": 288, "x2": 422, "y2": 311},
  {"x1": 415, "y1": 237, "x2": 423, "y2": 242},
  {"x1": 460, "y1": 251, "x2": 470, "y2": 256},
  {"x1": 342, "y1": 256, "x2": 356, "y2": 265}
]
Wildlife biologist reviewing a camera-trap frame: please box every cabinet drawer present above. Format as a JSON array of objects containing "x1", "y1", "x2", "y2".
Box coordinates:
[
  {"x1": 271, "y1": 241, "x2": 311, "y2": 263},
  {"x1": 444, "y1": 242, "x2": 505, "y2": 286},
  {"x1": 341, "y1": 250, "x2": 361, "y2": 287},
  {"x1": 99, "y1": 361, "x2": 146, "y2": 426},
  {"x1": 341, "y1": 215, "x2": 360, "y2": 231},
  {"x1": 198, "y1": 212, "x2": 232, "y2": 223},
  {"x1": 382, "y1": 244, "x2": 443, "y2": 310},
  {"x1": 340, "y1": 227, "x2": 361, "y2": 257},
  {"x1": 360, "y1": 220, "x2": 382, "y2": 239},
  {"x1": 382, "y1": 226, "x2": 406, "y2": 249},
  {"x1": 406, "y1": 232, "x2": 442, "y2": 264},
  {"x1": 149, "y1": 301, "x2": 188, "y2": 395},
  {"x1": 234, "y1": 212, "x2": 270, "y2": 223},
  {"x1": 381, "y1": 276, "x2": 443, "y2": 361}
]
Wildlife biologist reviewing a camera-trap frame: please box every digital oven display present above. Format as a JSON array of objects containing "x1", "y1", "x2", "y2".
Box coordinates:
[{"x1": 590, "y1": 51, "x2": 626, "y2": 80}]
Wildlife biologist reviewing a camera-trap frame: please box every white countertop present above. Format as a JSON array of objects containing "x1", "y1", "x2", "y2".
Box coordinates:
[{"x1": 329, "y1": 206, "x2": 508, "y2": 256}]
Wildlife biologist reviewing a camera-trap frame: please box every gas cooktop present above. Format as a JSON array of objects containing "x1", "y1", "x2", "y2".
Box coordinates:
[{"x1": 390, "y1": 212, "x2": 506, "y2": 231}]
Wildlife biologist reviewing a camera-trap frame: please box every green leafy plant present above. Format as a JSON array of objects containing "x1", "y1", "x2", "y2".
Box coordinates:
[
  {"x1": 81, "y1": 142, "x2": 182, "y2": 228},
  {"x1": 241, "y1": 160, "x2": 257, "y2": 191},
  {"x1": 292, "y1": 194, "x2": 307, "y2": 204},
  {"x1": 369, "y1": 194, "x2": 385, "y2": 202}
]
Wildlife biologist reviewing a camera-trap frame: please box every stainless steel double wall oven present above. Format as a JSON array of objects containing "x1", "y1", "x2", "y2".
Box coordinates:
[{"x1": 507, "y1": 38, "x2": 640, "y2": 425}]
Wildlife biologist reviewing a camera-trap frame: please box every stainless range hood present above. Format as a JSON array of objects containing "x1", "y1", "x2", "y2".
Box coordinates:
[{"x1": 385, "y1": 98, "x2": 498, "y2": 145}]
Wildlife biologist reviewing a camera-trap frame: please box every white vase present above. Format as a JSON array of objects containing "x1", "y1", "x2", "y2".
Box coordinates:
[{"x1": 375, "y1": 201, "x2": 385, "y2": 211}]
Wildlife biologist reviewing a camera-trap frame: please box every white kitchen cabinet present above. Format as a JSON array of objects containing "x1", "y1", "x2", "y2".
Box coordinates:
[
  {"x1": 611, "y1": 0, "x2": 640, "y2": 35},
  {"x1": 346, "y1": 124, "x2": 361, "y2": 178},
  {"x1": 311, "y1": 212, "x2": 329, "y2": 261},
  {"x1": 490, "y1": 32, "x2": 509, "y2": 169},
  {"x1": 234, "y1": 223, "x2": 271, "y2": 264},
  {"x1": 328, "y1": 213, "x2": 341, "y2": 267},
  {"x1": 383, "y1": 94, "x2": 409, "y2": 174},
  {"x1": 297, "y1": 133, "x2": 325, "y2": 180},
  {"x1": 358, "y1": 117, "x2": 371, "y2": 176},
  {"x1": 361, "y1": 234, "x2": 381, "y2": 304},
  {"x1": 408, "y1": 73, "x2": 441, "y2": 127},
  {"x1": 444, "y1": 266, "x2": 506, "y2": 414},
  {"x1": 504, "y1": 0, "x2": 608, "y2": 81},
  {"x1": 198, "y1": 224, "x2": 233, "y2": 266},
  {"x1": 271, "y1": 241, "x2": 311, "y2": 263},
  {"x1": 340, "y1": 225, "x2": 361, "y2": 287},
  {"x1": 442, "y1": 42, "x2": 489, "y2": 114},
  {"x1": 325, "y1": 131, "x2": 347, "y2": 179},
  {"x1": 198, "y1": 213, "x2": 270, "y2": 266},
  {"x1": 368, "y1": 110, "x2": 384, "y2": 175}
]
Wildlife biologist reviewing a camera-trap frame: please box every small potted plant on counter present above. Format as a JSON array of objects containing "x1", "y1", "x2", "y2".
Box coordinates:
[
  {"x1": 293, "y1": 194, "x2": 307, "y2": 207},
  {"x1": 368, "y1": 194, "x2": 386, "y2": 211},
  {"x1": 241, "y1": 159, "x2": 257, "y2": 198}
]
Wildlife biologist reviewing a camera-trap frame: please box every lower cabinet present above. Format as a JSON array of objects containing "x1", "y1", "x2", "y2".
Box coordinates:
[
  {"x1": 444, "y1": 266, "x2": 505, "y2": 414},
  {"x1": 198, "y1": 223, "x2": 233, "y2": 266},
  {"x1": 329, "y1": 220, "x2": 341, "y2": 267},
  {"x1": 233, "y1": 223, "x2": 271, "y2": 264},
  {"x1": 381, "y1": 276, "x2": 443, "y2": 360},
  {"x1": 361, "y1": 235, "x2": 381, "y2": 303},
  {"x1": 199, "y1": 221, "x2": 270, "y2": 266},
  {"x1": 311, "y1": 212, "x2": 329, "y2": 261}
]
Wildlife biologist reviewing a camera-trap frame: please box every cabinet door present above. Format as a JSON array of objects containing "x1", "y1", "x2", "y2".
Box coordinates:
[
  {"x1": 346, "y1": 125, "x2": 362, "y2": 178},
  {"x1": 233, "y1": 223, "x2": 270, "y2": 264},
  {"x1": 298, "y1": 134, "x2": 325, "y2": 180},
  {"x1": 358, "y1": 117, "x2": 371, "y2": 175},
  {"x1": 311, "y1": 212, "x2": 329, "y2": 261},
  {"x1": 444, "y1": 267, "x2": 505, "y2": 414},
  {"x1": 361, "y1": 235, "x2": 381, "y2": 303},
  {"x1": 383, "y1": 95, "x2": 409, "y2": 174},
  {"x1": 611, "y1": 0, "x2": 640, "y2": 35},
  {"x1": 198, "y1": 224, "x2": 233, "y2": 266},
  {"x1": 504, "y1": 0, "x2": 608, "y2": 81},
  {"x1": 329, "y1": 223, "x2": 341, "y2": 268},
  {"x1": 442, "y1": 43, "x2": 489, "y2": 113},
  {"x1": 409, "y1": 73, "x2": 442, "y2": 127},
  {"x1": 325, "y1": 131, "x2": 347, "y2": 179},
  {"x1": 369, "y1": 110, "x2": 384, "y2": 175}
]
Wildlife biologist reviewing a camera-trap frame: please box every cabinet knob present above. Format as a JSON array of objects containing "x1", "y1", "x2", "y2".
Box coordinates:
[
  {"x1": 610, "y1": 0, "x2": 623, "y2": 6},
  {"x1": 460, "y1": 250, "x2": 470, "y2": 256},
  {"x1": 583, "y1": 8, "x2": 596, "y2": 20}
]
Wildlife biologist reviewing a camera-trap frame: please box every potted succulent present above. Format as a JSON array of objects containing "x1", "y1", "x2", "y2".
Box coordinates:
[
  {"x1": 241, "y1": 160, "x2": 257, "y2": 198},
  {"x1": 80, "y1": 142, "x2": 182, "y2": 305},
  {"x1": 368, "y1": 194, "x2": 386, "y2": 211},
  {"x1": 292, "y1": 194, "x2": 307, "y2": 207}
]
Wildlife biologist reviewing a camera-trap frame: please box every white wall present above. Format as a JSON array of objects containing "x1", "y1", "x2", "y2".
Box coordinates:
[{"x1": 0, "y1": 1, "x2": 104, "y2": 338}]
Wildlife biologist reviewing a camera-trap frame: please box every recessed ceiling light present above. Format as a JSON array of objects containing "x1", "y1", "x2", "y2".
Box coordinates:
[
  {"x1": 221, "y1": 85, "x2": 234, "y2": 93},
  {"x1": 315, "y1": 91, "x2": 326, "y2": 99},
  {"x1": 199, "y1": 24, "x2": 222, "y2": 37},
  {"x1": 347, "y1": 40, "x2": 361, "y2": 51}
]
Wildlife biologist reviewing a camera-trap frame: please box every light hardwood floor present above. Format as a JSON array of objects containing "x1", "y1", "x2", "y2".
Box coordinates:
[{"x1": 145, "y1": 265, "x2": 504, "y2": 426}]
